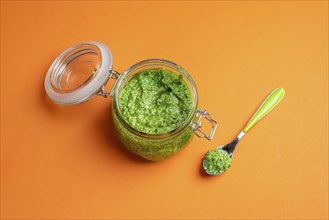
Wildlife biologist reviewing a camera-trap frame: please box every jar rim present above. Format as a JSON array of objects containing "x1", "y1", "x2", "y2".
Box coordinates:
[{"x1": 112, "y1": 59, "x2": 198, "y2": 140}]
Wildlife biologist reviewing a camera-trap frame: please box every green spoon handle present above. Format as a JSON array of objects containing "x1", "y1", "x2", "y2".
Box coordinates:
[{"x1": 243, "y1": 87, "x2": 285, "y2": 133}]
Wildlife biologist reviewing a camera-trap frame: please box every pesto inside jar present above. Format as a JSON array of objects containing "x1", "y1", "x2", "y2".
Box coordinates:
[{"x1": 119, "y1": 68, "x2": 192, "y2": 134}]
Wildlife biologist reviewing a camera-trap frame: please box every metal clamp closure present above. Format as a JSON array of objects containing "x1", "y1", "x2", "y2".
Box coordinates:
[
  {"x1": 98, "y1": 70, "x2": 120, "y2": 98},
  {"x1": 191, "y1": 110, "x2": 218, "y2": 140}
]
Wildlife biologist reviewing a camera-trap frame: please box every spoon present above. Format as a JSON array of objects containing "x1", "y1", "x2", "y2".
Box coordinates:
[{"x1": 203, "y1": 87, "x2": 285, "y2": 176}]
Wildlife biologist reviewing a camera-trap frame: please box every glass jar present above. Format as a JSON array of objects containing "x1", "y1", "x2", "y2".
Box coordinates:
[{"x1": 45, "y1": 41, "x2": 217, "y2": 161}]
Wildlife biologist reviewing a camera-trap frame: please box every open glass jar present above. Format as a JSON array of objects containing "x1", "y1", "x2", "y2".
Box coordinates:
[{"x1": 45, "y1": 41, "x2": 217, "y2": 161}]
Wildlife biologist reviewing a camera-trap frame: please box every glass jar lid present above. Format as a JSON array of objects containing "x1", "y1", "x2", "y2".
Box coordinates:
[{"x1": 45, "y1": 41, "x2": 112, "y2": 105}]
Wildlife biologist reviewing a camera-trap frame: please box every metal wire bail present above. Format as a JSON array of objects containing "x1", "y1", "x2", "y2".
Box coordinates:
[
  {"x1": 191, "y1": 110, "x2": 218, "y2": 140},
  {"x1": 98, "y1": 70, "x2": 120, "y2": 98}
]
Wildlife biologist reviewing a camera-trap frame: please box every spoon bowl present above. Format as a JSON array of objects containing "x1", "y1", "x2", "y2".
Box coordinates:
[{"x1": 203, "y1": 131, "x2": 244, "y2": 175}]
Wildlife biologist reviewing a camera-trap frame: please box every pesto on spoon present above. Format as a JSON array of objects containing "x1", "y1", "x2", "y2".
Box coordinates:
[{"x1": 203, "y1": 87, "x2": 285, "y2": 176}]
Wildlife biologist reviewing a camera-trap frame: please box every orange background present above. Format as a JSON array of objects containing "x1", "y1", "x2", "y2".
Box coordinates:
[{"x1": 1, "y1": 1, "x2": 328, "y2": 219}]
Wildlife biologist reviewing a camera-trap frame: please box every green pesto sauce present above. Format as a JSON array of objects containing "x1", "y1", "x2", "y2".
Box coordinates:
[
  {"x1": 119, "y1": 69, "x2": 192, "y2": 134},
  {"x1": 112, "y1": 109, "x2": 194, "y2": 161},
  {"x1": 203, "y1": 149, "x2": 232, "y2": 175}
]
